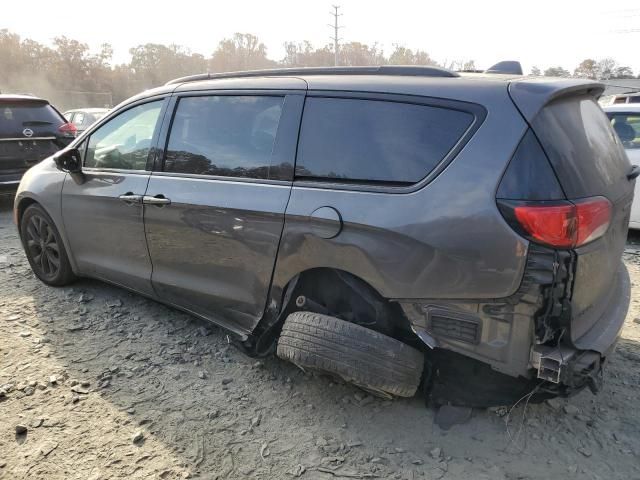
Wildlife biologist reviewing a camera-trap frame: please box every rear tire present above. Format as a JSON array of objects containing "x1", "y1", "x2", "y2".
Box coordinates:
[
  {"x1": 277, "y1": 311, "x2": 424, "y2": 397},
  {"x1": 20, "y1": 204, "x2": 76, "y2": 286}
]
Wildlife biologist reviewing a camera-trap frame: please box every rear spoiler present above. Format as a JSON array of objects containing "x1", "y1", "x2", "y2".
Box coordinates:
[{"x1": 508, "y1": 78, "x2": 605, "y2": 123}]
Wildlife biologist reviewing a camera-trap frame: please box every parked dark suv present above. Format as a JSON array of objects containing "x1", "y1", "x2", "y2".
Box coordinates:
[
  {"x1": 13, "y1": 67, "x2": 635, "y2": 406},
  {"x1": 1, "y1": 94, "x2": 76, "y2": 196}
]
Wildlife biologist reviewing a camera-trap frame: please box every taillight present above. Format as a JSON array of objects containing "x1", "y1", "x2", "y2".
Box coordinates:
[
  {"x1": 58, "y1": 122, "x2": 77, "y2": 137},
  {"x1": 574, "y1": 197, "x2": 612, "y2": 246},
  {"x1": 498, "y1": 197, "x2": 611, "y2": 249}
]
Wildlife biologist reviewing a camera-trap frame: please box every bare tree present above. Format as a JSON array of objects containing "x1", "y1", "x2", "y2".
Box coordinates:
[{"x1": 597, "y1": 58, "x2": 617, "y2": 80}]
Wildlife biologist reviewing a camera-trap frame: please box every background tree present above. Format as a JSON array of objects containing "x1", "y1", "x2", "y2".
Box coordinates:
[
  {"x1": 388, "y1": 45, "x2": 437, "y2": 66},
  {"x1": 530, "y1": 66, "x2": 541, "y2": 76},
  {"x1": 612, "y1": 66, "x2": 635, "y2": 79},
  {"x1": 209, "y1": 33, "x2": 275, "y2": 72},
  {"x1": 1, "y1": 28, "x2": 638, "y2": 110},
  {"x1": 597, "y1": 58, "x2": 616, "y2": 80},
  {"x1": 573, "y1": 59, "x2": 599, "y2": 79},
  {"x1": 339, "y1": 42, "x2": 385, "y2": 66},
  {"x1": 281, "y1": 41, "x2": 334, "y2": 67},
  {"x1": 544, "y1": 66, "x2": 570, "y2": 77}
]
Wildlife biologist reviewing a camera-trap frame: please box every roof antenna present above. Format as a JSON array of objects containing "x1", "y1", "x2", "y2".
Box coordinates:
[{"x1": 485, "y1": 61, "x2": 523, "y2": 75}]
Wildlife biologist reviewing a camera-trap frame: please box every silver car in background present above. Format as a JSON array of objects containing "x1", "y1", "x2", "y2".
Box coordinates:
[{"x1": 63, "y1": 108, "x2": 110, "y2": 135}]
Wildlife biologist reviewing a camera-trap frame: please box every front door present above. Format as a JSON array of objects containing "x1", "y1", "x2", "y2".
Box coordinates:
[
  {"x1": 62, "y1": 99, "x2": 166, "y2": 295},
  {"x1": 143, "y1": 92, "x2": 303, "y2": 334}
]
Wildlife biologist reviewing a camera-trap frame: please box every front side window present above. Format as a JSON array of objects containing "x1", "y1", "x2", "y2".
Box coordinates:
[
  {"x1": 610, "y1": 113, "x2": 640, "y2": 149},
  {"x1": 296, "y1": 97, "x2": 474, "y2": 184},
  {"x1": 85, "y1": 101, "x2": 163, "y2": 170},
  {"x1": 164, "y1": 95, "x2": 284, "y2": 179}
]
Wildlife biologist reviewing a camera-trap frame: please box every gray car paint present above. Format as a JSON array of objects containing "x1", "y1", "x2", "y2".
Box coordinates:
[
  {"x1": 61, "y1": 170, "x2": 155, "y2": 296},
  {"x1": 13, "y1": 73, "x2": 623, "y2": 380}
]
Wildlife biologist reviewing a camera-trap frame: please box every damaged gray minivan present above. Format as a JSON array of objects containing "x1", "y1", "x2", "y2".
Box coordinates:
[{"x1": 14, "y1": 66, "x2": 635, "y2": 406}]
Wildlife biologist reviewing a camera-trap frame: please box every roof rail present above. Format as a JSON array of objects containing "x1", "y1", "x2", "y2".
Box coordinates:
[{"x1": 165, "y1": 65, "x2": 459, "y2": 85}]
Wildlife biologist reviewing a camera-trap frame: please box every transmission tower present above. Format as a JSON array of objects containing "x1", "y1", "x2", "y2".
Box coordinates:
[{"x1": 329, "y1": 5, "x2": 343, "y2": 66}]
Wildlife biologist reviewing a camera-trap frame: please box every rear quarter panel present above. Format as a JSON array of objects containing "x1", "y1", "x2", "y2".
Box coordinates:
[{"x1": 273, "y1": 87, "x2": 530, "y2": 301}]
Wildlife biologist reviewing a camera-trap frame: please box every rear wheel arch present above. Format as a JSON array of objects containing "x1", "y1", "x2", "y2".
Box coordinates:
[{"x1": 247, "y1": 267, "x2": 418, "y2": 356}]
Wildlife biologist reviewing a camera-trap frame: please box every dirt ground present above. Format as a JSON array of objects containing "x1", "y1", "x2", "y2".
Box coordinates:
[{"x1": 1, "y1": 197, "x2": 639, "y2": 480}]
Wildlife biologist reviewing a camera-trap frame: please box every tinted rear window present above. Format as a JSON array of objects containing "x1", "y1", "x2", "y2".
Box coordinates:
[
  {"x1": 532, "y1": 95, "x2": 631, "y2": 199},
  {"x1": 296, "y1": 97, "x2": 474, "y2": 184},
  {"x1": 1, "y1": 102, "x2": 63, "y2": 134}
]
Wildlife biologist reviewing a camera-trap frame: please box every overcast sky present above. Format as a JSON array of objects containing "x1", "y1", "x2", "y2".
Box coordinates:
[{"x1": 3, "y1": 0, "x2": 640, "y2": 73}]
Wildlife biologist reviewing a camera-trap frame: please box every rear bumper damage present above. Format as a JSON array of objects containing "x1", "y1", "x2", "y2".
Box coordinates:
[
  {"x1": 530, "y1": 264, "x2": 629, "y2": 393},
  {"x1": 400, "y1": 246, "x2": 630, "y2": 403}
]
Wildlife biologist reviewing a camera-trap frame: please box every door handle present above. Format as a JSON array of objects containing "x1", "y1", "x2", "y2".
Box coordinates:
[
  {"x1": 143, "y1": 194, "x2": 171, "y2": 206},
  {"x1": 118, "y1": 193, "x2": 143, "y2": 205}
]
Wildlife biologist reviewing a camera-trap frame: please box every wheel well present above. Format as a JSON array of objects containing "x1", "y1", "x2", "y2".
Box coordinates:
[
  {"x1": 243, "y1": 267, "x2": 419, "y2": 356},
  {"x1": 288, "y1": 268, "x2": 420, "y2": 343},
  {"x1": 15, "y1": 197, "x2": 37, "y2": 227}
]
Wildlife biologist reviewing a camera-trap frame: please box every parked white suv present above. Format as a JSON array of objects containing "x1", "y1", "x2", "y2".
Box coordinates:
[
  {"x1": 604, "y1": 104, "x2": 640, "y2": 229},
  {"x1": 600, "y1": 93, "x2": 640, "y2": 106}
]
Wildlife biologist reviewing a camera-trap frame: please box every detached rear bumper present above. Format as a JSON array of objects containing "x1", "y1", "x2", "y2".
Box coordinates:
[{"x1": 531, "y1": 263, "x2": 630, "y2": 392}]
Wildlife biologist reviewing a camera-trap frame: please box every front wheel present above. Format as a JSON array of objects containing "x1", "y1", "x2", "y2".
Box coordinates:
[{"x1": 20, "y1": 204, "x2": 76, "y2": 286}]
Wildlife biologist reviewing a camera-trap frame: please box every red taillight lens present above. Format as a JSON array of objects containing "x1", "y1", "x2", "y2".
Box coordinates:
[
  {"x1": 514, "y1": 203, "x2": 576, "y2": 248},
  {"x1": 503, "y1": 197, "x2": 612, "y2": 249},
  {"x1": 574, "y1": 197, "x2": 612, "y2": 246},
  {"x1": 58, "y1": 122, "x2": 77, "y2": 137}
]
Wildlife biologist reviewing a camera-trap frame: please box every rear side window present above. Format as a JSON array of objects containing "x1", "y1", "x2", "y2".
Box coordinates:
[
  {"x1": 164, "y1": 96, "x2": 284, "y2": 179},
  {"x1": 532, "y1": 95, "x2": 631, "y2": 198},
  {"x1": 295, "y1": 97, "x2": 474, "y2": 184},
  {"x1": 609, "y1": 113, "x2": 640, "y2": 149},
  {"x1": 1, "y1": 101, "x2": 63, "y2": 134}
]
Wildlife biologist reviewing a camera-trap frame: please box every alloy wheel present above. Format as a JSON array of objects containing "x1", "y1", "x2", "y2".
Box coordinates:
[{"x1": 24, "y1": 214, "x2": 60, "y2": 278}]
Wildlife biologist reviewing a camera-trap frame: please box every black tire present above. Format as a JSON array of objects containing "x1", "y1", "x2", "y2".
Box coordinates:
[
  {"x1": 277, "y1": 311, "x2": 424, "y2": 397},
  {"x1": 20, "y1": 204, "x2": 76, "y2": 286}
]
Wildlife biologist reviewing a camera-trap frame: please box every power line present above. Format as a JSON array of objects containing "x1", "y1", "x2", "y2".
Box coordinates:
[
  {"x1": 328, "y1": 5, "x2": 343, "y2": 66},
  {"x1": 611, "y1": 28, "x2": 640, "y2": 34}
]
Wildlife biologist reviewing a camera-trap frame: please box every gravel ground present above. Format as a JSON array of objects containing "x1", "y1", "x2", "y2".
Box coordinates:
[{"x1": 1, "y1": 196, "x2": 639, "y2": 480}]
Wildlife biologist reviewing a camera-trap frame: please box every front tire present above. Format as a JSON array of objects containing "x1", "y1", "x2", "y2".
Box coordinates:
[
  {"x1": 20, "y1": 204, "x2": 76, "y2": 286},
  {"x1": 277, "y1": 311, "x2": 424, "y2": 398}
]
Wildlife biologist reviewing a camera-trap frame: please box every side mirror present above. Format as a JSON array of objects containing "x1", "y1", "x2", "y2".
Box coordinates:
[{"x1": 53, "y1": 148, "x2": 82, "y2": 174}]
